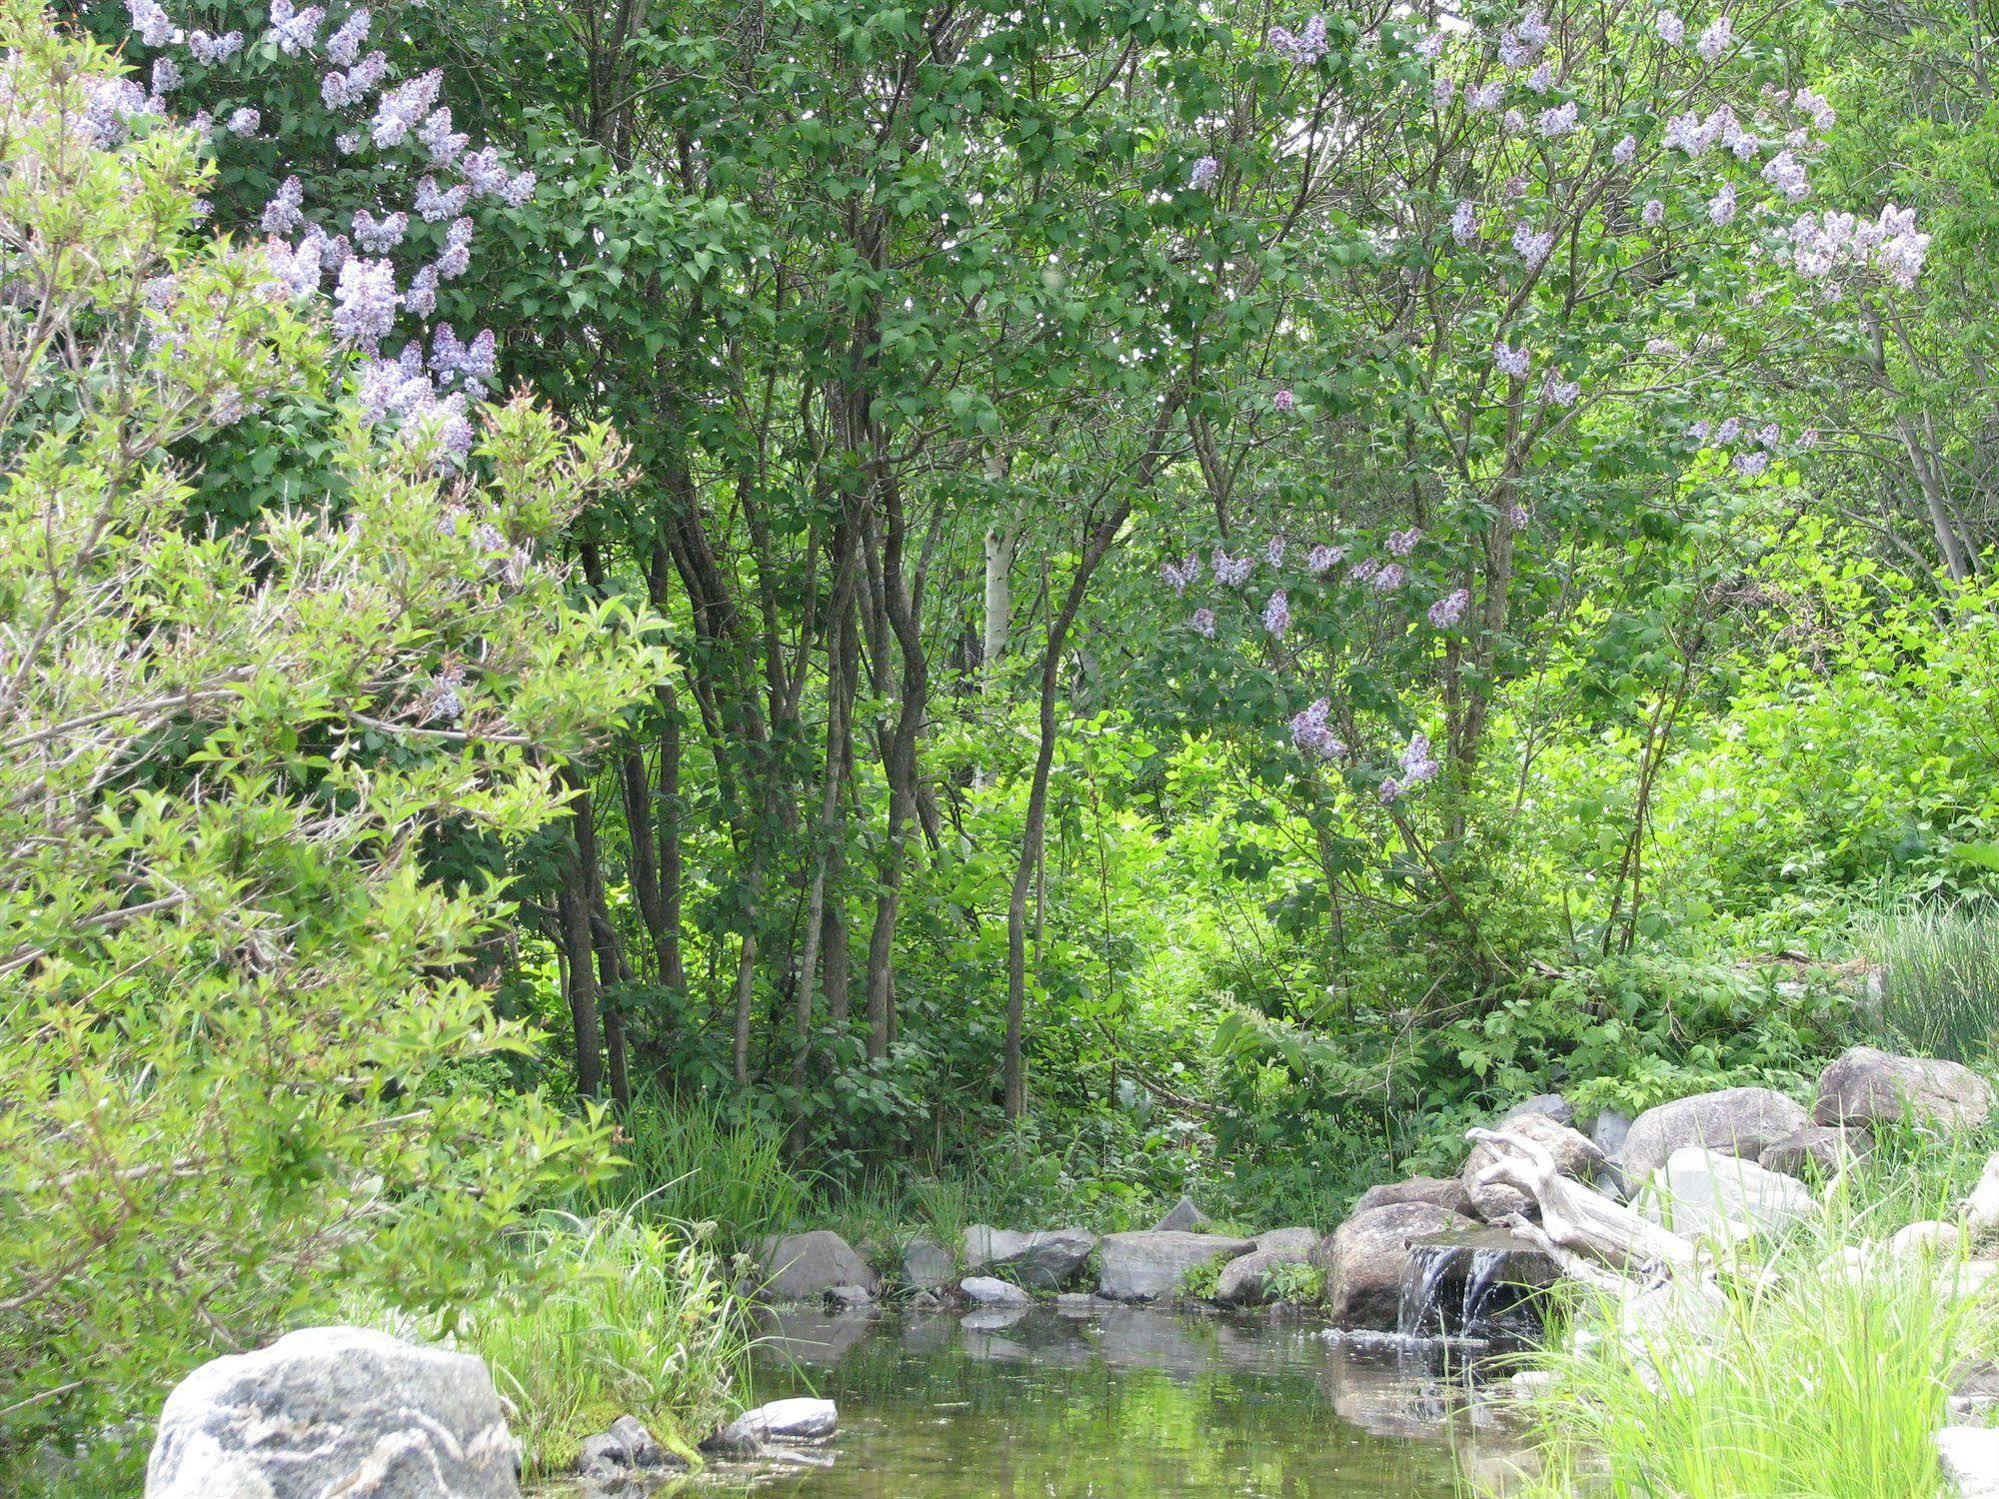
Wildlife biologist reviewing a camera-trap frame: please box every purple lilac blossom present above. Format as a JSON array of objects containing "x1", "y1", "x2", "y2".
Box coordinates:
[
  {"x1": 1272, "y1": 388, "x2": 1296, "y2": 412},
  {"x1": 1542, "y1": 371, "x2": 1581, "y2": 406},
  {"x1": 352, "y1": 208, "x2": 407, "y2": 253},
  {"x1": 1696, "y1": 15, "x2": 1733, "y2": 61},
  {"x1": 261, "y1": 176, "x2": 306, "y2": 235},
  {"x1": 1429, "y1": 588, "x2": 1471, "y2": 627},
  {"x1": 1307, "y1": 543, "x2": 1345, "y2": 574},
  {"x1": 419, "y1": 108, "x2": 469, "y2": 165},
  {"x1": 1371, "y1": 563, "x2": 1406, "y2": 592},
  {"x1": 415, "y1": 175, "x2": 470, "y2": 221},
  {"x1": 1641, "y1": 198, "x2": 1665, "y2": 226},
  {"x1": 1161, "y1": 554, "x2": 1200, "y2": 594},
  {"x1": 331, "y1": 256, "x2": 398, "y2": 349},
  {"x1": 1611, "y1": 133, "x2": 1638, "y2": 166},
  {"x1": 1451, "y1": 200, "x2": 1478, "y2": 244},
  {"x1": 1263, "y1": 589, "x2": 1292, "y2": 638},
  {"x1": 1465, "y1": 81, "x2": 1504, "y2": 112},
  {"x1": 1494, "y1": 342, "x2": 1531, "y2": 378},
  {"x1": 1656, "y1": 9, "x2": 1685, "y2": 44},
  {"x1": 225, "y1": 106, "x2": 259, "y2": 137},
  {"x1": 268, "y1": 0, "x2": 324, "y2": 55},
  {"x1": 1265, "y1": 535, "x2": 1287, "y2": 566},
  {"x1": 126, "y1": 0, "x2": 175, "y2": 48},
  {"x1": 1268, "y1": 16, "x2": 1330, "y2": 64},
  {"x1": 1289, "y1": 698, "x2": 1345, "y2": 759},
  {"x1": 371, "y1": 70, "x2": 443, "y2": 148},
  {"x1": 1212, "y1": 549, "x2": 1254, "y2": 586},
  {"x1": 1191, "y1": 608, "x2": 1217, "y2": 637},
  {"x1": 1189, "y1": 155, "x2": 1220, "y2": 190},
  {"x1": 1386, "y1": 527, "x2": 1422, "y2": 556},
  {"x1": 326, "y1": 8, "x2": 370, "y2": 66}
]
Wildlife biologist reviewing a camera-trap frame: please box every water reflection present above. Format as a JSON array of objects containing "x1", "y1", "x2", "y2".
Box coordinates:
[{"x1": 702, "y1": 1306, "x2": 1525, "y2": 1497}]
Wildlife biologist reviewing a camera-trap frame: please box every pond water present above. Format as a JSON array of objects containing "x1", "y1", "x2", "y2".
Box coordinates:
[{"x1": 658, "y1": 1304, "x2": 1530, "y2": 1498}]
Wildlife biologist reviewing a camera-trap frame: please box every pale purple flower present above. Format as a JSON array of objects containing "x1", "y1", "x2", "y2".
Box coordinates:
[
  {"x1": 352, "y1": 208, "x2": 407, "y2": 253},
  {"x1": 268, "y1": 0, "x2": 324, "y2": 55},
  {"x1": 415, "y1": 175, "x2": 470, "y2": 222},
  {"x1": 1191, "y1": 608, "x2": 1217, "y2": 637},
  {"x1": 1503, "y1": 108, "x2": 1527, "y2": 134},
  {"x1": 1513, "y1": 221, "x2": 1555, "y2": 265},
  {"x1": 225, "y1": 106, "x2": 260, "y2": 138},
  {"x1": 1641, "y1": 198, "x2": 1665, "y2": 226},
  {"x1": 1378, "y1": 777, "x2": 1404, "y2": 804},
  {"x1": 150, "y1": 58, "x2": 182, "y2": 95},
  {"x1": 265, "y1": 234, "x2": 324, "y2": 298},
  {"x1": 1273, "y1": 387, "x2": 1296, "y2": 412},
  {"x1": 336, "y1": 131, "x2": 363, "y2": 154},
  {"x1": 187, "y1": 29, "x2": 244, "y2": 62},
  {"x1": 1696, "y1": 15, "x2": 1733, "y2": 61},
  {"x1": 371, "y1": 69, "x2": 443, "y2": 149},
  {"x1": 1465, "y1": 81, "x2": 1504, "y2": 112},
  {"x1": 1707, "y1": 182, "x2": 1737, "y2": 226},
  {"x1": 499, "y1": 170, "x2": 538, "y2": 208},
  {"x1": 402, "y1": 391, "x2": 475, "y2": 468},
  {"x1": 459, "y1": 146, "x2": 510, "y2": 195},
  {"x1": 1794, "y1": 88, "x2": 1835, "y2": 132},
  {"x1": 1527, "y1": 62, "x2": 1554, "y2": 93},
  {"x1": 1757, "y1": 422, "x2": 1782, "y2": 450},
  {"x1": 1715, "y1": 415, "x2": 1741, "y2": 442},
  {"x1": 1646, "y1": 337, "x2": 1679, "y2": 356},
  {"x1": 1371, "y1": 563, "x2": 1407, "y2": 591},
  {"x1": 1494, "y1": 341, "x2": 1532, "y2": 378},
  {"x1": 1289, "y1": 698, "x2": 1345, "y2": 759},
  {"x1": 1536, "y1": 100, "x2": 1577, "y2": 137},
  {"x1": 1688, "y1": 418, "x2": 1712, "y2": 440},
  {"x1": 404, "y1": 264, "x2": 438, "y2": 316},
  {"x1": 1400, "y1": 731, "x2": 1440, "y2": 784},
  {"x1": 435, "y1": 217, "x2": 474, "y2": 279},
  {"x1": 1499, "y1": 7, "x2": 1549, "y2": 68},
  {"x1": 1798, "y1": 428, "x2": 1820, "y2": 450},
  {"x1": 326, "y1": 7, "x2": 370, "y2": 66},
  {"x1": 1265, "y1": 535, "x2": 1288, "y2": 566},
  {"x1": 1656, "y1": 9, "x2": 1685, "y2": 44},
  {"x1": 1508, "y1": 503, "x2": 1530, "y2": 529},
  {"x1": 1429, "y1": 588, "x2": 1471, "y2": 627},
  {"x1": 331, "y1": 256, "x2": 398, "y2": 349},
  {"x1": 1213, "y1": 549, "x2": 1254, "y2": 586},
  {"x1": 1386, "y1": 527, "x2": 1422, "y2": 556},
  {"x1": 1347, "y1": 557, "x2": 1382, "y2": 585},
  {"x1": 1451, "y1": 200, "x2": 1479, "y2": 244},
  {"x1": 1269, "y1": 15, "x2": 1330, "y2": 65},
  {"x1": 432, "y1": 324, "x2": 498, "y2": 392},
  {"x1": 1541, "y1": 371, "x2": 1580, "y2": 406},
  {"x1": 1307, "y1": 543, "x2": 1345, "y2": 575},
  {"x1": 1733, "y1": 449, "x2": 1770, "y2": 476},
  {"x1": 1263, "y1": 589, "x2": 1292, "y2": 638},
  {"x1": 419, "y1": 108, "x2": 468, "y2": 166},
  {"x1": 1189, "y1": 154, "x2": 1220, "y2": 190},
  {"x1": 126, "y1": 0, "x2": 176, "y2": 48},
  {"x1": 1161, "y1": 554, "x2": 1200, "y2": 594},
  {"x1": 1611, "y1": 133, "x2": 1638, "y2": 166},
  {"x1": 1763, "y1": 150, "x2": 1809, "y2": 201},
  {"x1": 354, "y1": 354, "x2": 434, "y2": 420},
  {"x1": 260, "y1": 175, "x2": 306, "y2": 235}
]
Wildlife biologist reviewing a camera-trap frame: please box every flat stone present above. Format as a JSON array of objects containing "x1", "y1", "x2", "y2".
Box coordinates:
[
  {"x1": 145, "y1": 1326, "x2": 520, "y2": 1499},
  {"x1": 1151, "y1": 1196, "x2": 1212, "y2": 1233},
  {"x1": 1620, "y1": 1087, "x2": 1810, "y2": 1179},
  {"x1": 1095, "y1": 1230, "x2": 1255, "y2": 1302},
  {"x1": 1638, "y1": 1146, "x2": 1813, "y2": 1242},
  {"x1": 823, "y1": 1284, "x2": 873, "y2": 1309},
  {"x1": 758, "y1": 1231, "x2": 879, "y2": 1301},
  {"x1": 959, "y1": 1275, "x2": 1031, "y2": 1306},
  {"x1": 962, "y1": 1226, "x2": 1096, "y2": 1289},
  {"x1": 1215, "y1": 1230, "x2": 1321, "y2": 1307},
  {"x1": 1318, "y1": 1202, "x2": 1463, "y2": 1330},
  {"x1": 900, "y1": 1236, "x2": 954, "y2": 1290},
  {"x1": 1351, "y1": 1176, "x2": 1473, "y2": 1219},
  {"x1": 1939, "y1": 1425, "x2": 1999, "y2": 1498},
  {"x1": 1758, "y1": 1124, "x2": 1871, "y2": 1178},
  {"x1": 701, "y1": 1398, "x2": 837, "y2": 1456},
  {"x1": 1815, "y1": 1046, "x2": 1994, "y2": 1133}
]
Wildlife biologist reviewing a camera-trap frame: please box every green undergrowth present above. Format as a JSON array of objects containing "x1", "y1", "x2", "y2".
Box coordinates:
[{"x1": 1493, "y1": 1134, "x2": 1999, "y2": 1499}]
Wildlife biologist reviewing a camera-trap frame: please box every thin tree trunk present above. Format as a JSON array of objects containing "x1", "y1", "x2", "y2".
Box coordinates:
[
  {"x1": 656, "y1": 689, "x2": 687, "y2": 996},
  {"x1": 557, "y1": 844, "x2": 605, "y2": 1099}
]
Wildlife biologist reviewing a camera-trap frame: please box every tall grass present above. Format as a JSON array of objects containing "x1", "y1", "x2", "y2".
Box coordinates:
[
  {"x1": 584, "y1": 1084, "x2": 813, "y2": 1254},
  {"x1": 1865, "y1": 899, "x2": 1999, "y2": 1064},
  {"x1": 458, "y1": 1211, "x2": 754, "y2": 1478},
  {"x1": 1494, "y1": 1141, "x2": 1999, "y2": 1499}
]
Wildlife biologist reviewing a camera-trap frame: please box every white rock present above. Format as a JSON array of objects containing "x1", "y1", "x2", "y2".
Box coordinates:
[
  {"x1": 145, "y1": 1326, "x2": 520, "y2": 1499},
  {"x1": 1638, "y1": 1146, "x2": 1812, "y2": 1242},
  {"x1": 959, "y1": 1275, "x2": 1031, "y2": 1307},
  {"x1": 1969, "y1": 1154, "x2": 1999, "y2": 1233},
  {"x1": 1940, "y1": 1425, "x2": 1999, "y2": 1497},
  {"x1": 702, "y1": 1397, "x2": 838, "y2": 1454}
]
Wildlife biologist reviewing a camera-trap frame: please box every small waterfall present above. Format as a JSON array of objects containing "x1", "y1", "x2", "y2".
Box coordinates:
[
  {"x1": 1396, "y1": 1243, "x2": 1464, "y2": 1338},
  {"x1": 1394, "y1": 1231, "x2": 1556, "y2": 1342}
]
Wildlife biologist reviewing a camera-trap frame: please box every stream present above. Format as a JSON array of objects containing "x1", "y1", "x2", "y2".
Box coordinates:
[{"x1": 650, "y1": 1304, "x2": 1532, "y2": 1497}]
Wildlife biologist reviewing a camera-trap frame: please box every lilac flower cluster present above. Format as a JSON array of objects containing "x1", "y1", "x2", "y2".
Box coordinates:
[
  {"x1": 1289, "y1": 698, "x2": 1346, "y2": 759},
  {"x1": 1428, "y1": 588, "x2": 1471, "y2": 627},
  {"x1": 1778, "y1": 204, "x2": 1930, "y2": 292},
  {"x1": 1161, "y1": 553, "x2": 1200, "y2": 595},
  {"x1": 1189, "y1": 155, "x2": 1220, "y2": 190},
  {"x1": 1263, "y1": 589, "x2": 1292, "y2": 638},
  {"x1": 1268, "y1": 15, "x2": 1330, "y2": 65},
  {"x1": 1212, "y1": 549, "x2": 1254, "y2": 586},
  {"x1": 1378, "y1": 732, "x2": 1441, "y2": 804},
  {"x1": 1497, "y1": 7, "x2": 1550, "y2": 69}
]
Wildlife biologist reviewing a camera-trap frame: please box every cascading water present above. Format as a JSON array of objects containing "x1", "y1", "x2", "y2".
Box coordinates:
[{"x1": 1394, "y1": 1229, "x2": 1556, "y2": 1342}]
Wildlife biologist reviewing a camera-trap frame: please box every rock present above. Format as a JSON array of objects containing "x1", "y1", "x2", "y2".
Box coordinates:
[
  {"x1": 1619, "y1": 1087, "x2": 1810, "y2": 1180},
  {"x1": 1814, "y1": 1046, "x2": 1994, "y2": 1133},
  {"x1": 145, "y1": 1326, "x2": 520, "y2": 1499},
  {"x1": 1317, "y1": 1203, "x2": 1464, "y2": 1330},
  {"x1": 1095, "y1": 1230, "x2": 1255, "y2": 1302},
  {"x1": 959, "y1": 1275, "x2": 1032, "y2": 1307},
  {"x1": 823, "y1": 1284, "x2": 873, "y2": 1310},
  {"x1": 1214, "y1": 1229, "x2": 1321, "y2": 1307},
  {"x1": 1352, "y1": 1176, "x2": 1474, "y2": 1219},
  {"x1": 1588, "y1": 1108, "x2": 1634, "y2": 1160},
  {"x1": 1971, "y1": 1154, "x2": 1999, "y2": 1233},
  {"x1": 907, "y1": 1289, "x2": 943, "y2": 1311},
  {"x1": 1939, "y1": 1425, "x2": 1999, "y2": 1498},
  {"x1": 1502, "y1": 1093, "x2": 1574, "y2": 1127},
  {"x1": 1638, "y1": 1146, "x2": 1813, "y2": 1242},
  {"x1": 1151, "y1": 1196, "x2": 1212, "y2": 1233},
  {"x1": 1462, "y1": 1112, "x2": 1605, "y2": 1221},
  {"x1": 900, "y1": 1236, "x2": 954, "y2": 1290},
  {"x1": 962, "y1": 1226, "x2": 1097, "y2": 1289},
  {"x1": 1953, "y1": 1360, "x2": 1999, "y2": 1419},
  {"x1": 1054, "y1": 1292, "x2": 1116, "y2": 1314},
  {"x1": 1758, "y1": 1124, "x2": 1871, "y2": 1178},
  {"x1": 701, "y1": 1398, "x2": 838, "y2": 1456},
  {"x1": 758, "y1": 1231, "x2": 879, "y2": 1301},
  {"x1": 1891, "y1": 1220, "x2": 1965, "y2": 1260},
  {"x1": 576, "y1": 1415, "x2": 682, "y2": 1481}
]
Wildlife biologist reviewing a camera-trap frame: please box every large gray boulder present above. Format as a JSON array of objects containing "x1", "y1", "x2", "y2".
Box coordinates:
[
  {"x1": 1317, "y1": 1202, "x2": 1463, "y2": 1330},
  {"x1": 1619, "y1": 1087, "x2": 1810, "y2": 1179},
  {"x1": 1214, "y1": 1228, "x2": 1321, "y2": 1307},
  {"x1": 962, "y1": 1226, "x2": 1097, "y2": 1289},
  {"x1": 758, "y1": 1230, "x2": 879, "y2": 1301},
  {"x1": 1462, "y1": 1112, "x2": 1605, "y2": 1221},
  {"x1": 1151, "y1": 1196, "x2": 1212, "y2": 1233},
  {"x1": 1638, "y1": 1146, "x2": 1813, "y2": 1242},
  {"x1": 1351, "y1": 1176, "x2": 1473, "y2": 1219},
  {"x1": 1813, "y1": 1046, "x2": 1994, "y2": 1133},
  {"x1": 1588, "y1": 1108, "x2": 1634, "y2": 1160},
  {"x1": 1095, "y1": 1231, "x2": 1255, "y2": 1301},
  {"x1": 145, "y1": 1326, "x2": 520, "y2": 1499},
  {"x1": 1502, "y1": 1093, "x2": 1575, "y2": 1127},
  {"x1": 701, "y1": 1398, "x2": 838, "y2": 1456}
]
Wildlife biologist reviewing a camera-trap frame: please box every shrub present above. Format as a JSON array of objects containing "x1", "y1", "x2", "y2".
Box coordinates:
[{"x1": 0, "y1": 3, "x2": 659, "y2": 1448}]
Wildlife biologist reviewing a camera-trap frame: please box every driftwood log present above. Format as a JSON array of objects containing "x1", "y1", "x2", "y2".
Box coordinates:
[{"x1": 1464, "y1": 1125, "x2": 1699, "y2": 1283}]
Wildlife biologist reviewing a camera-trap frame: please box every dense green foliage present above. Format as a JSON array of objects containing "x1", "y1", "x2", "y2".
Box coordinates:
[{"x1": 7, "y1": 0, "x2": 1999, "y2": 1477}]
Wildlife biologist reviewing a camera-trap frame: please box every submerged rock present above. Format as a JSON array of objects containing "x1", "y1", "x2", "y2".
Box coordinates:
[
  {"x1": 1814, "y1": 1046, "x2": 1994, "y2": 1133},
  {"x1": 145, "y1": 1326, "x2": 520, "y2": 1499},
  {"x1": 1462, "y1": 1113, "x2": 1605, "y2": 1221},
  {"x1": 576, "y1": 1415, "x2": 682, "y2": 1483},
  {"x1": 962, "y1": 1226, "x2": 1096, "y2": 1289},
  {"x1": 758, "y1": 1231, "x2": 879, "y2": 1301},
  {"x1": 1319, "y1": 1202, "x2": 1463, "y2": 1331},
  {"x1": 1619, "y1": 1087, "x2": 1810, "y2": 1179},
  {"x1": 824, "y1": 1284, "x2": 874, "y2": 1310},
  {"x1": 1637, "y1": 1146, "x2": 1812, "y2": 1242},
  {"x1": 701, "y1": 1398, "x2": 838, "y2": 1456},
  {"x1": 1095, "y1": 1230, "x2": 1255, "y2": 1301}
]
